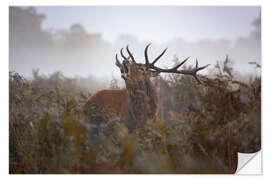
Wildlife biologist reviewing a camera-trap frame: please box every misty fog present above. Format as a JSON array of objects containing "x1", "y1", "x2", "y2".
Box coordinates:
[{"x1": 9, "y1": 7, "x2": 261, "y2": 84}]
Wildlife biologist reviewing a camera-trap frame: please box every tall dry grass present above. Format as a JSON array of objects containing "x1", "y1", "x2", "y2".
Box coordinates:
[{"x1": 9, "y1": 58, "x2": 260, "y2": 174}]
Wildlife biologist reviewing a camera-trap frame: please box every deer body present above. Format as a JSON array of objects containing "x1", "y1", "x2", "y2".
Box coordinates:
[
  {"x1": 89, "y1": 89, "x2": 128, "y2": 116},
  {"x1": 86, "y1": 44, "x2": 209, "y2": 132}
]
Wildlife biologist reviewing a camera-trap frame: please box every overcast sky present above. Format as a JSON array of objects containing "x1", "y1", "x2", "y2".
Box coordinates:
[
  {"x1": 36, "y1": 6, "x2": 260, "y2": 44},
  {"x1": 10, "y1": 6, "x2": 261, "y2": 79}
]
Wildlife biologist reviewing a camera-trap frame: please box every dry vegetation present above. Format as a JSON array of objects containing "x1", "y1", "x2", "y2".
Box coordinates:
[{"x1": 9, "y1": 58, "x2": 260, "y2": 174}]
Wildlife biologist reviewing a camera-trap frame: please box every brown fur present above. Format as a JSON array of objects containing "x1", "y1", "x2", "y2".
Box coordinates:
[
  {"x1": 86, "y1": 61, "x2": 159, "y2": 132},
  {"x1": 88, "y1": 89, "x2": 128, "y2": 116}
]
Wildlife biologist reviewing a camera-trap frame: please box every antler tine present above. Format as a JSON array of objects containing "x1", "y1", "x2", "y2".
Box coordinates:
[
  {"x1": 197, "y1": 64, "x2": 210, "y2": 71},
  {"x1": 120, "y1": 48, "x2": 128, "y2": 60},
  {"x1": 151, "y1": 48, "x2": 168, "y2": 66},
  {"x1": 150, "y1": 57, "x2": 210, "y2": 84},
  {"x1": 171, "y1": 56, "x2": 190, "y2": 70},
  {"x1": 172, "y1": 60, "x2": 210, "y2": 84},
  {"x1": 144, "y1": 43, "x2": 151, "y2": 65},
  {"x1": 144, "y1": 44, "x2": 167, "y2": 69},
  {"x1": 126, "y1": 45, "x2": 136, "y2": 63},
  {"x1": 115, "y1": 54, "x2": 123, "y2": 68}
]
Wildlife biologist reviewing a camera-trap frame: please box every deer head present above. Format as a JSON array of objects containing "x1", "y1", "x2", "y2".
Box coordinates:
[{"x1": 115, "y1": 43, "x2": 210, "y2": 84}]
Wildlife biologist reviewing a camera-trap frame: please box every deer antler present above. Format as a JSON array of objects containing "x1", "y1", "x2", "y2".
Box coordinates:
[
  {"x1": 126, "y1": 45, "x2": 136, "y2": 63},
  {"x1": 144, "y1": 44, "x2": 210, "y2": 84},
  {"x1": 115, "y1": 54, "x2": 124, "y2": 70},
  {"x1": 120, "y1": 48, "x2": 129, "y2": 61},
  {"x1": 144, "y1": 43, "x2": 168, "y2": 67}
]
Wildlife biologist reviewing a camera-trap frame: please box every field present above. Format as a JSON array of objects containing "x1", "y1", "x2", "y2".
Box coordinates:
[{"x1": 9, "y1": 58, "x2": 261, "y2": 174}]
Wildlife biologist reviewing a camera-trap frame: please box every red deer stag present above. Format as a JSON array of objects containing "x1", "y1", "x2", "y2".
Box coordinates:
[{"x1": 85, "y1": 44, "x2": 209, "y2": 132}]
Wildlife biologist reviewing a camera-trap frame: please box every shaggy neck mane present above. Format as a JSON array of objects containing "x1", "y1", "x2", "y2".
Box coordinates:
[{"x1": 125, "y1": 76, "x2": 159, "y2": 129}]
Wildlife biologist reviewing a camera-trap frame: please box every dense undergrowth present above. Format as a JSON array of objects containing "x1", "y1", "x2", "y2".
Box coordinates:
[{"x1": 9, "y1": 58, "x2": 261, "y2": 174}]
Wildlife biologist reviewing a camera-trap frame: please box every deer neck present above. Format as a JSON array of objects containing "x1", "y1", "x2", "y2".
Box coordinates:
[{"x1": 125, "y1": 76, "x2": 159, "y2": 126}]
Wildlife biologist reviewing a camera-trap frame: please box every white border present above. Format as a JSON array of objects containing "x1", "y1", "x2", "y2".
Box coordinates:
[
  {"x1": 2, "y1": 0, "x2": 269, "y2": 179},
  {"x1": 8, "y1": 0, "x2": 262, "y2": 6}
]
